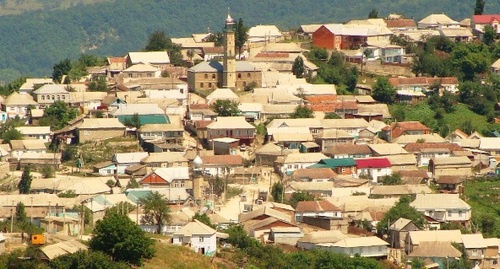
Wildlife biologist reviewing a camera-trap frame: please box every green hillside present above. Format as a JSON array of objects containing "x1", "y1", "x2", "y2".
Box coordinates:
[{"x1": 0, "y1": 0, "x2": 498, "y2": 82}]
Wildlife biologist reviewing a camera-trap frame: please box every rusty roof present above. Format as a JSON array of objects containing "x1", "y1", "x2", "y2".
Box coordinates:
[{"x1": 295, "y1": 200, "x2": 341, "y2": 212}]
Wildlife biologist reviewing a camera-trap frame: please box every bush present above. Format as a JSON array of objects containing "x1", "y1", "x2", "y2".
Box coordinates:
[{"x1": 41, "y1": 166, "x2": 55, "y2": 178}]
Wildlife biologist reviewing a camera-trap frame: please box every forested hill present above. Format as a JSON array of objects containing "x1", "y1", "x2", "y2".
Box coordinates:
[{"x1": 0, "y1": 0, "x2": 498, "y2": 82}]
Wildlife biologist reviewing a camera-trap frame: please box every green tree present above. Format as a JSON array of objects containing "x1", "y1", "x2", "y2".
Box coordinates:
[
  {"x1": 234, "y1": 18, "x2": 248, "y2": 58},
  {"x1": 474, "y1": 0, "x2": 485, "y2": 15},
  {"x1": 288, "y1": 191, "x2": 315, "y2": 208},
  {"x1": 138, "y1": 191, "x2": 171, "y2": 234},
  {"x1": 52, "y1": 58, "x2": 72, "y2": 83},
  {"x1": 1, "y1": 128, "x2": 23, "y2": 144},
  {"x1": 271, "y1": 182, "x2": 284, "y2": 203},
  {"x1": 88, "y1": 76, "x2": 108, "y2": 91},
  {"x1": 411, "y1": 258, "x2": 425, "y2": 269},
  {"x1": 290, "y1": 106, "x2": 314, "y2": 118},
  {"x1": 15, "y1": 202, "x2": 27, "y2": 223},
  {"x1": 18, "y1": 165, "x2": 33, "y2": 194},
  {"x1": 89, "y1": 211, "x2": 155, "y2": 266},
  {"x1": 381, "y1": 173, "x2": 403, "y2": 185},
  {"x1": 292, "y1": 56, "x2": 305, "y2": 78},
  {"x1": 40, "y1": 100, "x2": 78, "y2": 130},
  {"x1": 41, "y1": 166, "x2": 54, "y2": 178},
  {"x1": 211, "y1": 99, "x2": 241, "y2": 116},
  {"x1": 376, "y1": 196, "x2": 424, "y2": 235},
  {"x1": 368, "y1": 8, "x2": 378, "y2": 18},
  {"x1": 193, "y1": 213, "x2": 216, "y2": 229},
  {"x1": 372, "y1": 77, "x2": 396, "y2": 104},
  {"x1": 206, "y1": 32, "x2": 223, "y2": 47},
  {"x1": 483, "y1": 25, "x2": 497, "y2": 45},
  {"x1": 324, "y1": 112, "x2": 341, "y2": 119},
  {"x1": 144, "y1": 30, "x2": 183, "y2": 66},
  {"x1": 123, "y1": 113, "x2": 141, "y2": 129},
  {"x1": 51, "y1": 250, "x2": 130, "y2": 269},
  {"x1": 126, "y1": 178, "x2": 140, "y2": 189}
]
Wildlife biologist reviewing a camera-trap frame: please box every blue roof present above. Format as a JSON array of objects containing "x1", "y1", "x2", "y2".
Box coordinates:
[
  {"x1": 117, "y1": 115, "x2": 170, "y2": 125},
  {"x1": 317, "y1": 158, "x2": 356, "y2": 168}
]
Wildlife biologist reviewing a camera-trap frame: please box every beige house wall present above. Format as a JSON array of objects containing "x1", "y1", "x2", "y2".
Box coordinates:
[{"x1": 78, "y1": 128, "x2": 125, "y2": 143}]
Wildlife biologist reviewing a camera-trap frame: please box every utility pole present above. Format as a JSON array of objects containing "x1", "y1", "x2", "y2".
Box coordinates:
[
  {"x1": 10, "y1": 205, "x2": 13, "y2": 233},
  {"x1": 30, "y1": 196, "x2": 34, "y2": 224}
]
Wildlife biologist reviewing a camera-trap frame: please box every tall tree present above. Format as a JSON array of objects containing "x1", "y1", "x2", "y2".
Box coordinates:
[
  {"x1": 288, "y1": 191, "x2": 315, "y2": 208},
  {"x1": 372, "y1": 77, "x2": 397, "y2": 104},
  {"x1": 144, "y1": 30, "x2": 184, "y2": 66},
  {"x1": 123, "y1": 113, "x2": 142, "y2": 129},
  {"x1": 474, "y1": 0, "x2": 485, "y2": 15},
  {"x1": 368, "y1": 8, "x2": 379, "y2": 18},
  {"x1": 18, "y1": 166, "x2": 33, "y2": 194},
  {"x1": 211, "y1": 99, "x2": 241, "y2": 116},
  {"x1": 234, "y1": 18, "x2": 248, "y2": 58},
  {"x1": 15, "y1": 202, "x2": 27, "y2": 223},
  {"x1": 1, "y1": 128, "x2": 23, "y2": 144},
  {"x1": 292, "y1": 56, "x2": 305, "y2": 78},
  {"x1": 89, "y1": 211, "x2": 155, "y2": 265},
  {"x1": 40, "y1": 100, "x2": 79, "y2": 130},
  {"x1": 271, "y1": 182, "x2": 284, "y2": 203},
  {"x1": 138, "y1": 191, "x2": 172, "y2": 234},
  {"x1": 52, "y1": 58, "x2": 72, "y2": 83},
  {"x1": 483, "y1": 25, "x2": 496, "y2": 45}
]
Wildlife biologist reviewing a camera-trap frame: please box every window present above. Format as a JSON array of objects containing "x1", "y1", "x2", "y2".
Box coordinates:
[
  {"x1": 200, "y1": 83, "x2": 204, "y2": 88},
  {"x1": 247, "y1": 73, "x2": 251, "y2": 78},
  {"x1": 41, "y1": 96, "x2": 45, "y2": 100},
  {"x1": 57, "y1": 95, "x2": 60, "y2": 100},
  {"x1": 447, "y1": 211, "x2": 452, "y2": 217},
  {"x1": 237, "y1": 73, "x2": 241, "y2": 79},
  {"x1": 208, "y1": 82, "x2": 212, "y2": 88},
  {"x1": 212, "y1": 74, "x2": 216, "y2": 79},
  {"x1": 243, "y1": 81, "x2": 246, "y2": 87},
  {"x1": 204, "y1": 74, "x2": 208, "y2": 79},
  {"x1": 51, "y1": 95, "x2": 55, "y2": 100},
  {"x1": 199, "y1": 237, "x2": 204, "y2": 242},
  {"x1": 458, "y1": 211, "x2": 463, "y2": 217}
]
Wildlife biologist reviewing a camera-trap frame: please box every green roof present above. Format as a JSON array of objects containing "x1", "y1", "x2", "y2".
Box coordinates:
[
  {"x1": 117, "y1": 115, "x2": 170, "y2": 125},
  {"x1": 125, "y1": 189, "x2": 152, "y2": 203},
  {"x1": 316, "y1": 158, "x2": 356, "y2": 168}
]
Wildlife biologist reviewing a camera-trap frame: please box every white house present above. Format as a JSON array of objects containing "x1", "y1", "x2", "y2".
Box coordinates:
[
  {"x1": 16, "y1": 126, "x2": 51, "y2": 143},
  {"x1": 295, "y1": 200, "x2": 342, "y2": 222},
  {"x1": 280, "y1": 152, "x2": 328, "y2": 175},
  {"x1": 2, "y1": 92, "x2": 38, "y2": 119},
  {"x1": 172, "y1": 220, "x2": 217, "y2": 256},
  {"x1": 355, "y1": 158, "x2": 392, "y2": 183},
  {"x1": 410, "y1": 194, "x2": 471, "y2": 223},
  {"x1": 112, "y1": 152, "x2": 149, "y2": 174}
]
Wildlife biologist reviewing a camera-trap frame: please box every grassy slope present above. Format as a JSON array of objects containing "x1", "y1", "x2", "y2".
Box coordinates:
[
  {"x1": 144, "y1": 243, "x2": 234, "y2": 269},
  {"x1": 390, "y1": 102, "x2": 494, "y2": 134},
  {"x1": 463, "y1": 177, "x2": 500, "y2": 238}
]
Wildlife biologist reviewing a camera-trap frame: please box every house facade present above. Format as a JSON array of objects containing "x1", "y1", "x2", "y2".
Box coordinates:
[
  {"x1": 411, "y1": 194, "x2": 471, "y2": 224},
  {"x1": 206, "y1": 117, "x2": 256, "y2": 146},
  {"x1": 32, "y1": 84, "x2": 70, "y2": 107},
  {"x1": 295, "y1": 200, "x2": 342, "y2": 222},
  {"x1": 172, "y1": 220, "x2": 217, "y2": 256},
  {"x1": 355, "y1": 158, "x2": 392, "y2": 182},
  {"x1": 76, "y1": 118, "x2": 126, "y2": 143}
]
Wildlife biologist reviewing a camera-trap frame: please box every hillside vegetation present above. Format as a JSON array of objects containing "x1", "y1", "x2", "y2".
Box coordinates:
[{"x1": 0, "y1": 0, "x2": 498, "y2": 82}]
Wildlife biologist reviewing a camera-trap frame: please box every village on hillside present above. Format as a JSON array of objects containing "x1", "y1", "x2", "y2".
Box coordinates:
[{"x1": 0, "y1": 8, "x2": 499, "y2": 269}]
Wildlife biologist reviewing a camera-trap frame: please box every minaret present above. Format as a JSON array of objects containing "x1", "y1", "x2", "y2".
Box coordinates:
[{"x1": 223, "y1": 12, "x2": 236, "y2": 89}]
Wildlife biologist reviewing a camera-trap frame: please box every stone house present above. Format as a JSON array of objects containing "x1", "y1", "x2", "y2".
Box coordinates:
[{"x1": 76, "y1": 118, "x2": 126, "y2": 143}]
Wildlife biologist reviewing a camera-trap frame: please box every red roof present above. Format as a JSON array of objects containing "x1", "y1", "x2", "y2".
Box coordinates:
[
  {"x1": 306, "y1": 104, "x2": 335, "y2": 112},
  {"x1": 388, "y1": 77, "x2": 458, "y2": 87},
  {"x1": 305, "y1": 95, "x2": 337, "y2": 104},
  {"x1": 332, "y1": 101, "x2": 358, "y2": 110},
  {"x1": 355, "y1": 158, "x2": 391, "y2": 168},
  {"x1": 201, "y1": 155, "x2": 243, "y2": 166},
  {"x1": 203, "y1": 47, "x2": 224, "y2": 54},
  {"x1": 295, "y1": 200, "x2": 341, "y2": 212},
  {"x1": 388, "y1": 121, "x2": 431, "y2": 139},
  {"x1": 472, "y1": 15, "x2": 500, "y2": 24},
  {"x1": 193, "y1": 120, "x2": 214, "y2": 128},
  {"x1": 190, "y1": 104, "x2": 210, "y2": 109},
  {"x1": 107, "y1": 56, "x2": 126, "y2": 63}
]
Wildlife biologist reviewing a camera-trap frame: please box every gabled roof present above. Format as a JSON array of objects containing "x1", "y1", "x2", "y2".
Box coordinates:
[
  {"x1": 287, "y1": 181, "x2": 333, "y2": 192},
  {"x1": 113, "y1": 152, "x2": 149, "y2": 163},
  {"x1": 371, "y1": 185, "x2": 432, "y2": 196},
  {"x1": 123, "y1": 63, "x2": 159, "y2": 72},
  {"x1": 404, "y1": 142, "x2": 463, "y2": 153},
  {"x1": 267, "y1": 118, "x2": 322, "y2": 129},
  {"x1": 407, "y1": 230, "x2": 463, "y2": 245},
  {"x1": 39, "y1": 240, "x2": 88, "y2": 260},
  {"x1": 393, "y1": 134, "x2": 446, "y2": 144},
  {"x1": 207, "y1": 117, "x2": 255, "y2": 130},
  {"x1": 78, "y1": 118, "x2": 125, "y2": 129},
  {"x1": 331, "y1": 236, "x2": 388, "y2": 248},
  {"x1": 128, "y1": 51, "x2": 170, "y2": 65},
  {"x1": 141, "y1": 152, "x2": 188, "y2": 164},
  {"x1": 292, "y1": 168, "x2": 337, "y2": 180},
  {"x1": 355, "y1": 158, "x2": 391, "y2": 168},
  {"x1": 479, "y1": 137, "x2": 500, "y2": 150},
  {"x1": 173, "y1": 220, "x2": 216, "y2": 236},
  {"x1": 206, "y1": 88, "x2": 239, "y2": 103},
  {"x1": 295, "y1": 200, "x2": 341, "y2": 212},
  {"x1": 298, "y1": 230, "x2": 351, "y2": 244},
  {"x1": 33, "y1": 84, "x2": 68, "y2": 95},
  {"x1": 384, "y1": 18, "x2": 417, "y2": 28},
  {"x1": 408, "y1": 241, "x2": 461, "y2": 258},
  {"x1": 255, "y1": 143, "x2": 283, "y2": 155},
  {"x1": 321, "y1": 118, "x2": 368, "y2": 129},
  {"x1": 248, "y1": 25, "x2": 282, "y2": 38},
  {"x1": 140, "y1": 167, "x2": 189, "y2": 184},
  {"x1": 385, "y1": 154, "x2": 417, "y2": 166},
  {"x1": 316, "y1": 129, "x2": 353, "y2": 139},
  {"x1": 472, "y1": 14, "x2": 500, "y2": 24},
  {"x1": 430, "y1": 156, "x2": 471, "y2": 166},
  {"x1": 324, "y1": 144, "x2": 372, "y2": 156},
  {"x1": 418, "y1": 13, "x2": 459, "y2": 25},
  {"x1": 316, "y1": 158, "x2": 357, "y2": 168},
  {"x1": 389, "y1": 218, "x2": 413, "y2": 231},
  {"x1": 239, "y1": 206, "x2": 292, "y2": 223},
  {"x1": 298, "y1": 24, "x2": 323, "y2": 34},
  {"x1": 461, "y1": 234, "x2": 487, "y2": 249},
  {"x1": 411, "y1": 194, "x2": 470, "y2": 210},
  {"x1": 368, "y1": 143, "x2": 408, "y2": 155}
]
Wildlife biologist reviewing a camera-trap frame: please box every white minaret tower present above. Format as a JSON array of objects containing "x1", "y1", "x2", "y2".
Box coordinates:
[{"x1": 223, "y1": 12, "x2": 236, "y2": 89}]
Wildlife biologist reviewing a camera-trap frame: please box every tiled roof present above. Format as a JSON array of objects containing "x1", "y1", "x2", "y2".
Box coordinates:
[
  {"x1": 317, "y1": 158, "x2": 356, "y2": 168},
  {"x1": 200, "y1": 155, "x2": 243, "y2": 166},
  {"x1": 325, "y1": 144, "x2": 372, "y2": 156},
  {"x1": 305, "y1": 95, "x2": 337, "y2": 104},
  {"x1": 254, "y1": 52, "x2": 289, "y2": 58},
  {"x1": 435, "y1": 175, "x2": 465, "y2": 184},
  {"x1": 295, "y1": 200, "x2": 341, "y2": 212},
  {"x1": 411, "y1": 194, "x2": 470, "y2": 210},
  {"x1": 398, "y1": 170, "x2": 430, "y2": 179},
  {"x1": 355, "y1": 158, "x2": 391, "y2": 168},
  {"x1": 472, "y1": 14, "x2": 500, "y2": 24},
  {"x1": 292, "y1": 168, "x2": 337, "y2": 180},
  {"x1": 78, "y1": 118, "x2": 125, "y2": 129},
  {"x1": 408, "y1": 241, "x2": 461, "y2": 258},
  {"x1": 404, "y1": 142, "x2": 463, "y2": 152},
  {"x1": 207, "y1": 117, "x2": 255, "y2": 129}
]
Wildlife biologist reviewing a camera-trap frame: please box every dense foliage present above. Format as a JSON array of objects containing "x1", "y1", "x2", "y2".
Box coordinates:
[
  {"x1": 18, "y1": 165, "x2": 33, "y2": 194},
  {"x1": 138, "y1": 191, "x2": 172, "y2": 234},
  {"x1": 211, "y1": 99, "x2": 241, "y2": 116},
  {"x1": 464, "y1": 176, "x2": 500, "y2": 237},
  {"x1": 376, "y1": 196, "x2": 424, "y2": 235},
  {"x1": 0, "y1": 0, "x2": 490, "y2": 82},
  {"x1": 89, "y1": 211, "x2": 155, "y2": 265},
  {"x1": 39, "y1": 100, "x2": 79, "y2": 130}
]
